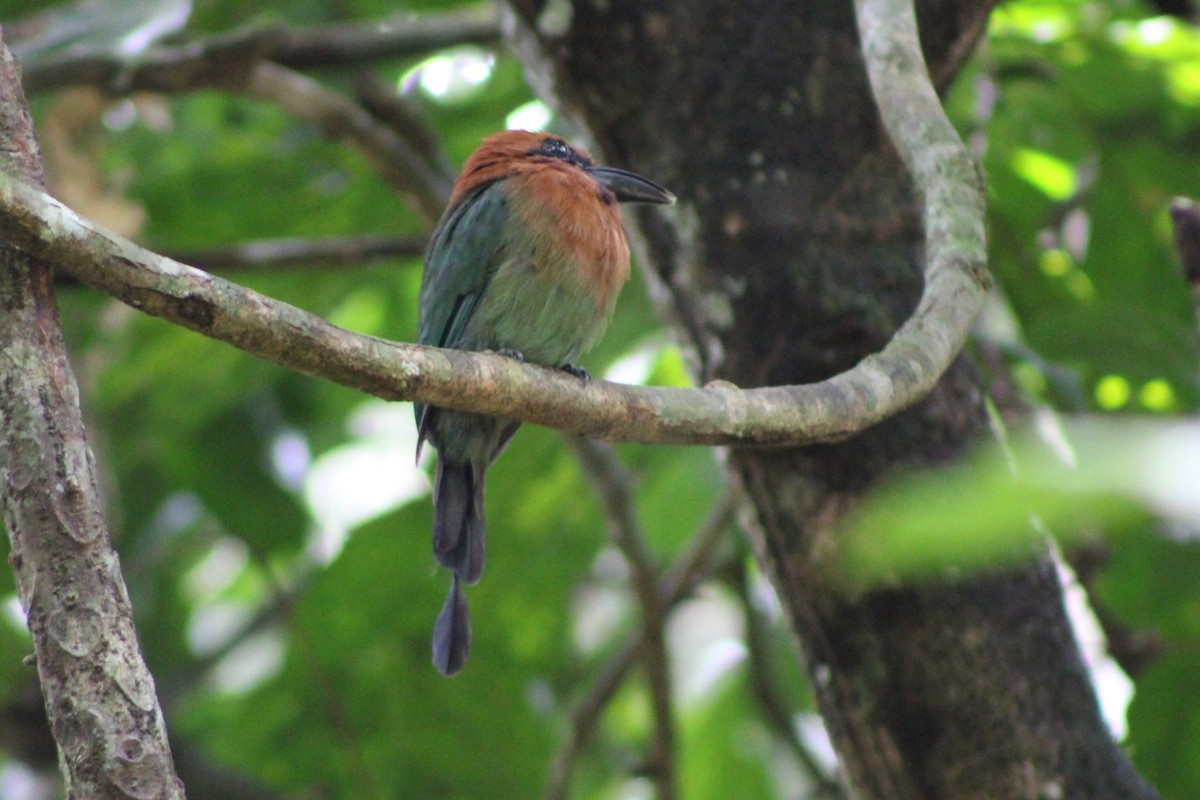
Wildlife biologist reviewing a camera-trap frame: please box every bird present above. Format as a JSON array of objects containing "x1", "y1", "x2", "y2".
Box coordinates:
[{"x1": 415, "y1": 130, "x2": 675, "y2": 676}]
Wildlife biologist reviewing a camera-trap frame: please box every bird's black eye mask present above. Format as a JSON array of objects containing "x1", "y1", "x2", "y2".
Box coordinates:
[{"x1": 527, "y1": 137, "x2": 594, "y2": 169}]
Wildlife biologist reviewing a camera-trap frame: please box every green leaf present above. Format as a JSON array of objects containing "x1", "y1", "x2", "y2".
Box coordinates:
[
  {"x1": 830, "y1": 419, "x2": 1191, "y2": 591},
  {"x1": 1126, "y1": 653, "x2": 1200, "y2": 798}
]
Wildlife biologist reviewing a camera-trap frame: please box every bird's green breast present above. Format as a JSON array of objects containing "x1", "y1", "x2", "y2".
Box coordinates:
[{"x1": 461, "y1": 173, "x2": 631, "y2": 366}]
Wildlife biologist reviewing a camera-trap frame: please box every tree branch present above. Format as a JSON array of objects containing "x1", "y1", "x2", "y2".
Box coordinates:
[
  {"x1": 17, "y1": 7, "x2": 501, "y2": 90},
  {"x1": 14, "y1": 21, "x2": 286, "y2": 95},
  {"x1": 1170, "y1": 196, "x2": 1200, "y2": 323},
  {"x1": 567, "y1": 438, "x2": 676, "y2": 800},
  {"x1": 854, "y1": 0, "x2": 990, "y2": 313},
  {"x1": 273, "y1": 6, "x2": 502, "y2": 70},
  {"x1": 53, "y1": 234, "x2": 426, "y2": 287},
  {"x1": 0, "y1": 170, "x2": 987, "y2": 447},
  {"x1": 730, "y1": 565, "x2": 844, "y2": 800},
  {"x1": 0, "y1": 37, "x2": 184, "y2": 799},
  {"x1": 352, "y1": 71, "x2": 458, "y2": 183},
  {"x1": 240, "y1": 61, "x2": 450, "y2": 223},
  {"x1": 163, "y1": 233, "x2": 427, "y2": 273},
  {"x1": 17, "y1": 23, "x2": 452, "y2": 224}
]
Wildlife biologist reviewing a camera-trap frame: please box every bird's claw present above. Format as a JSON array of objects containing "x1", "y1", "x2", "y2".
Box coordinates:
[
  {"x1": 560, "y1": 363, "x2": 591, "y2": 382},
  {"x1": 495, "y1": 348, "x2": 525, "y2": 362}
]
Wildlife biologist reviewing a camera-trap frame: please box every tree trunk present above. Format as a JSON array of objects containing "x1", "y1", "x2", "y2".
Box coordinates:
[
  {"x1": 0, "y1": 38, "x2": 186, "y2": 799},
  {"x1": 503, "y1": 1, "x2": 1159, "y2": 796}
]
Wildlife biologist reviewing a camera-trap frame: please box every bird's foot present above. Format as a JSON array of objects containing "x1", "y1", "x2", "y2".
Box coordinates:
[
  {"x1": 495, "y1": 348, "x2": 525, "y2": 363},
  {"x1": 560, "y1": 363, "x2": 591, "y2": 382}
]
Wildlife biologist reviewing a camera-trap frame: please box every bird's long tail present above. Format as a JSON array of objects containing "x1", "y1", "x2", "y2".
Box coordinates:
[
  {"x1": 433, "y1": 459, "x2": 487, "y2": 584},
  {"x1": 432, "y1": 575, "x2": 471, "y2": 676}
]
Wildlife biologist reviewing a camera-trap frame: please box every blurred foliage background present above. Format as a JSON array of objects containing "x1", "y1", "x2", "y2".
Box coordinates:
[{"x1": 0, "y1": 0, "x2": 1198, "y2": 798}]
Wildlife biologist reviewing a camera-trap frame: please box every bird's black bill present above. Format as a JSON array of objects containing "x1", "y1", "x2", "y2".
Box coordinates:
[{"x1": 588, "y1": 166, "x2": 676, "y2": 205}]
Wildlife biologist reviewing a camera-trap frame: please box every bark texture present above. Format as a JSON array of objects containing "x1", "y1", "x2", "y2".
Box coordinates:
[
  {"x1": 502, "y1": 0, "x2": 1159, "y2": 797},
  {"x1": 0, "y1": 37, "x2": 185, "y2": 799}
]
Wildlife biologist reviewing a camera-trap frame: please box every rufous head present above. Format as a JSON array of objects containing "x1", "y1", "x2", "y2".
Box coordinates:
[{"x1": 449, "y1": 130, "x2": 675, "y2": 210}]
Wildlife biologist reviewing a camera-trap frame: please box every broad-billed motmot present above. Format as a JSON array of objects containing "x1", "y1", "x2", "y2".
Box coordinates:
[{"x1": 416, "y1": 130, "x2": 675, "y2": 676}]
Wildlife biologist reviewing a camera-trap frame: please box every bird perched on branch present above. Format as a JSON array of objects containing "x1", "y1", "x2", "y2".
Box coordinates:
[{"x1": 415, "y1": 130, "x2": 675, "y2": 676}]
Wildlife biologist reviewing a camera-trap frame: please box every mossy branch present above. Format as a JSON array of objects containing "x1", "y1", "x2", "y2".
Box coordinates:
[{"x1": 0, "y1": 153, "x2": 986, "y2": 447}]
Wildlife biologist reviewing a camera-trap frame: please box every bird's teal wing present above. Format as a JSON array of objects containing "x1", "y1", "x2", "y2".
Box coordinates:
[
  {"x1": 418, "y1": 183, "x2": 511, "y2": 350},
  {"x1": 415, "y1": 182, "x2": 511, "y2": 446}
]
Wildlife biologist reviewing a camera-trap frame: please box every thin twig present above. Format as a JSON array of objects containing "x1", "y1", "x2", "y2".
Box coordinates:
[
  {"x1": 52, "y1": 234, "x2": 427, "y2": 287},
  {"x1": 169, "y1": 233, "x2": 427, "y2": 273},
  {"x1": 729, "y1": 565, "x2": 845, "y2": 799},
  {"x1": 567, "y1": 438, "x2": 676, "y2": 800},
  {"x1": 353, "y1": 71, "x2": 458, "y2": 184},
  {"x1": 545, "y1": 490, "x2": 734, "y2": 800},
  {"x1": 242, "y1": 61, "x2": 450, "y2": 223}
]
